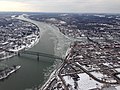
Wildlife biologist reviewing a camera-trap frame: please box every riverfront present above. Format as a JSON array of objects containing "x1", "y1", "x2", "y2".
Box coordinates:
[
  {"x1": 30, "y1": 13, "x2": 120, "y2": 90},
  {"x1": 0, "y1": 30, "x2": 54, "y2": 90},
  {"x1": 0, "y1": 14, "x2": 70, "y2": 90}
]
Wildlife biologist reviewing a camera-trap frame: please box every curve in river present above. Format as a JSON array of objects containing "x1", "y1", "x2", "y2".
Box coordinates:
[{"x1": 0, "y1": 15, "x2": 71, "y2": 90}]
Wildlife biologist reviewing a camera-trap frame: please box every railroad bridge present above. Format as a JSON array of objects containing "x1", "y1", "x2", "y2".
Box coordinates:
[
  {"x1": 0, "y1": 47, "x2": 63, "y2": 61},
  {"x1": 18, "y1": 50, "x2": 63, "y2": 61}
]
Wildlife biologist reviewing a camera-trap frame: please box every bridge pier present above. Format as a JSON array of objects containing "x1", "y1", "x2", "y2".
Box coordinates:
[
  {"x1": 37, "y1": 55, "x2": 39, "y2": 61},
  {"x1": 18, "y1": 52, "x2": 20, "y2": 57}
]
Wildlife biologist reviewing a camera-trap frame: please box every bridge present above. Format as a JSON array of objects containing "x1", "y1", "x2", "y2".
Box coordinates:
[
  {"x1": 18, "y1": 50, "x2": 63, "y2": 61},
  {"x1": 0, "y1": 47, "x2": 63, "y2": 61}
]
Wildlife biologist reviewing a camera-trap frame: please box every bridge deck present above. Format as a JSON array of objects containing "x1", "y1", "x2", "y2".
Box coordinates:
[{"x1": 19, "y1": 50, "x2": 63, "y2": 60}]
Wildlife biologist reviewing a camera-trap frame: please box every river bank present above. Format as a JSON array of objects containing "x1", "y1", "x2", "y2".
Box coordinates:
[
  {"x1": 0, "y1": 15, "x2": 55, "y2": 90},
  {"x1": 0, "y1": 14, "x2": 73, "y2": 90},
  {"x1": 18, "y1": 15, "x2": 73, "y2": 89},
  {"x1": 0, "y1": 17, "x2": 40, "y2": 61},
  {"x1": 0, "y1": 65, "x2": 21, "y2": 80},
  {"x1": 40, "y1": 46, "x2": 71, "y2": 90}
]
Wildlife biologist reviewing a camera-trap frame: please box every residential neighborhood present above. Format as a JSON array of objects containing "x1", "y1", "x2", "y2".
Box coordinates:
[{"x1": 0, "y1": 16, "x2": 40, "y2": 59}]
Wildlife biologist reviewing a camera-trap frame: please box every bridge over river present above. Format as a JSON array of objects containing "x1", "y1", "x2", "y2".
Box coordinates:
[
  {"x1": 0, "y1": 47, "x2": 63, "y2": 61},
  {"x1": 18, "y1": 50, "x2": 63, "y2": 61}
]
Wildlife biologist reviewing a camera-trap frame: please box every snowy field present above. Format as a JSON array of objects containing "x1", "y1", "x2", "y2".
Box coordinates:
[
  {"x1": 63, "y1": 72, "x2": 120, "y2": 90},
  {"x1": 63, "y1": 73, "x2": 103, "y2": 90}
]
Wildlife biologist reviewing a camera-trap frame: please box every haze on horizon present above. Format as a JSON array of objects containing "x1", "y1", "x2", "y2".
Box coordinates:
[{"x1": 0, "y1": 0, "x2": 120, "y2": 13}]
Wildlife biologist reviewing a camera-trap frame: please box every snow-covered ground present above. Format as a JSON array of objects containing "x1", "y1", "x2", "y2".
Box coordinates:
[
  {"x1": 0, "y1": 15, "x2": 40, "y2": 60},
  {"x1": 0, "y1": 53, "x2": 15, "y2": 60},
  {"x1": 63, "y1": 73, "x2": 103, "y2": 90},
  {"x1": 63, "y1": 72, "x2": 120, "y2": 90},
  {"x1": 17, "y1": 14, "x2": 120, "y2": 90},
  {"x1": 0, "y1": 34, "x2": 40, "y2": 60},
  {"x1": 115, "y1": 68, "x2": 120, "y2": 72},
  {"x1": 91, "y1": 72, "x2": 117, "y2": 83}
]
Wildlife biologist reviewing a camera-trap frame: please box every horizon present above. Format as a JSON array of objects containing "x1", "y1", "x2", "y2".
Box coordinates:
[{"x1": 0, "y1": 11, "x2": 120, "y2": 15}]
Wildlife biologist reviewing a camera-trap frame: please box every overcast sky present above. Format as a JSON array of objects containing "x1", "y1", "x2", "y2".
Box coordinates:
[{"x1": 0, "y1": 0, "x2": 120, "y2": 13}]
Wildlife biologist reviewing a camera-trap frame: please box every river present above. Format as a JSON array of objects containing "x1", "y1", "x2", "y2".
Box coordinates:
[{"x1": 0, "y1": 15, "x2": 71, "y2": 90}]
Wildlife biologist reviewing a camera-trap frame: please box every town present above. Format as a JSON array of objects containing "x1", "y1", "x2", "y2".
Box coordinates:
[
  {"x1": 29, "y1": 13, "x2": 120, "y2": 90},
  {"x1": 0, "y1": 15, "x2": 40, "y2": 60}
]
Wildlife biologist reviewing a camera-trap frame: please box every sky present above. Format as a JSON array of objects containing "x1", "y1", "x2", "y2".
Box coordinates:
[{"x1": 0, "y1": 0, "x2": 120, "y2": 13}]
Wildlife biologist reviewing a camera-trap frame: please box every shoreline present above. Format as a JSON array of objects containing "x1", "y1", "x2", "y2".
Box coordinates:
[
  {"x1": 10, "y1": 14, "x2": 72, "y2": 90},
  {"x1": 0, "y1": 20, "x2": 40, "y2": 61},
  {"x1": 0, "y1": 35, "x2": 40, "y2": 61},
  {"x1": 0, "y1": 65, "x2": 21, "y2": 80},
  {"x1": 40, "y1": 45, "x2": 71, "y2": 90}
]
